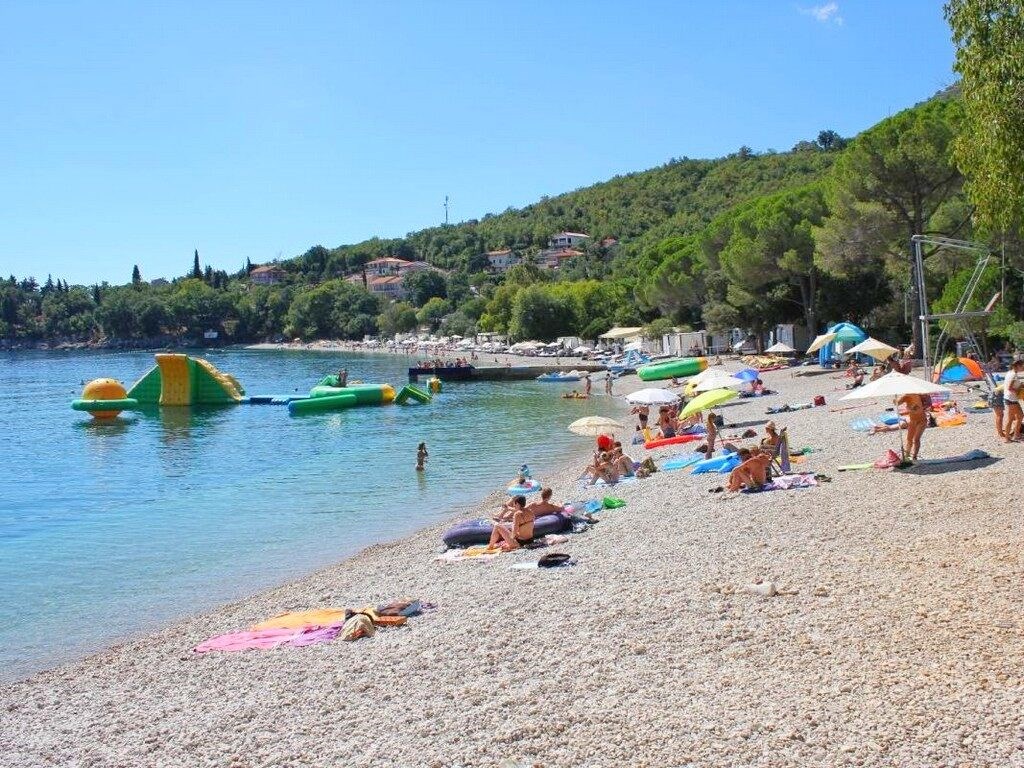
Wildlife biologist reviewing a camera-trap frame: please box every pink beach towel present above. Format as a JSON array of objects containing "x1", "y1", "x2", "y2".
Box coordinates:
[{"x1": 194, "y1": 623, "x2": 344, "y2": 653}]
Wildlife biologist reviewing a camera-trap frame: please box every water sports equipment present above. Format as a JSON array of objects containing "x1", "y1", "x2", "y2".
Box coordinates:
[
  {"x1": 442, "y1": 514, "x2": 570, "y2": 548},
  {"x1": 933, "y1": 355, "x2": 985, "y2": 383},
  {"x1": 287, "y1": 393, "x2": 358, "y2": 414},
  {"x1": 394, "y1": 385, "x2": 432, "y2": 404},
  {"x1": 507, "y1": 479, "x2": 542, "y2": 495},
  {"x1": 636, "y1": 357, "x2": 708, "y2": 382},
  {"x1": 428, "y1": 377, "x2": 442, "y2": 393},
  {"x1": 562, "y1": 392, "x2": 589, "y2": 399},
  {"x1": 643, "y1": 434, "x2": 701, "y2": 450},
  {"x1": 661, "y1": 454, "x2": 704, "y2": 471},
  {"x1": 690, "y1": 454, "x2": 741, "y2": 474},
  {"x1": 537, "y1": 371, "x2": 581, "y2": 382},
  {"x1": 72, "y1": 353, "x2": 245, "y2": 418}
]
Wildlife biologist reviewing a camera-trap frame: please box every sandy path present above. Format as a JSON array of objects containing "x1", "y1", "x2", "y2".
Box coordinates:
[{"x1": 3, "y1": 364, "x2": 1023, "y2": 767}]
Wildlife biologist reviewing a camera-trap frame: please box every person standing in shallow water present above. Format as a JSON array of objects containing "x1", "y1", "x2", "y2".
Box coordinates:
[
  {"x1": 604, "y1": 371, "x2": 613, "y2": 395},
  {"x1": 416, "y1": 442, "x2": 428, "y2": 471},
  {"x1": 584, "y1": 376, "x2": 592, "y2": 397}
]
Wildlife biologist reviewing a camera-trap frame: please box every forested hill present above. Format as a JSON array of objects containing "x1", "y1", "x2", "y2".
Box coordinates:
[
  {"x1": 6, "y1": 88, "x2": 1020, "y2": 351},
  {"x1": 281, "y1": 145, "x2": 837, "y2": 281}
]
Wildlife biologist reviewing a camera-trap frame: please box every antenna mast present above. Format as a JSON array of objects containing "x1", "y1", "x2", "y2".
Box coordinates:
[{"x1": 444, "y1": 195, "x2": 449, "y2": 226}]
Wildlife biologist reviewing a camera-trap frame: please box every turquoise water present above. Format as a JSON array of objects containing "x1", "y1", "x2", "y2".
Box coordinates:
[{"x1": 0, "y1": 349, "x2": 610, "y2": 680}]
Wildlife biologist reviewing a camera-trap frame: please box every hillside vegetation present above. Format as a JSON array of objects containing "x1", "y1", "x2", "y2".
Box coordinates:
[{"x1": 4, "y1": 76, "x2": 1024, "y2": 352}]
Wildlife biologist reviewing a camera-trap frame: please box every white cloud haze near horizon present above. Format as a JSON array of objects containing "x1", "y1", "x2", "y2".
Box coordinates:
[{"x1": 801, "y1": 2, "x2": 844, "y2": 25}]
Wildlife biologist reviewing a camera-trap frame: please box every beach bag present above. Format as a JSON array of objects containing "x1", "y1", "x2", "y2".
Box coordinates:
[
  {"x1": 538, "y1": 553, "x2": 571, "y2": 568},
  {"x1": 813, "y1": 395, "x2": 826, "y2": 406}
]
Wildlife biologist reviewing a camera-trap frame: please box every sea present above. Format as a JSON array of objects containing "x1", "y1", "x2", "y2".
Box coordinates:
[{"x1": 0, "y1": 348, "x2": 611, "y2": 680}]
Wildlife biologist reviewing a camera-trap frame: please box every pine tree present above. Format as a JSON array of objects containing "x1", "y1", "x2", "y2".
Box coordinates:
[
  {"x1": 246, "y1": 257, "x2": 253, "y2": 274},
  {"x1": 43, "y1": 274, "x2": 54, "y2": 295},
  {"x1": 132, "y1": 265, "x2": 142, "y2": 285},
  {"x1": 191, "y1": 249, "x2": 202, "y2": 279},
  {"x1": 203, "y1": 264, "x2": 213, "y2": 284},
  {"x1": 92, "y1": 285, "x2": 102, "y2": 305}
]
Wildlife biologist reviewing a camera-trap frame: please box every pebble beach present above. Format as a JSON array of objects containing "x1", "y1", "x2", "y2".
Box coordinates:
[{"x1": 3, "y1": 363, "x2": 1023, "y2": 767}]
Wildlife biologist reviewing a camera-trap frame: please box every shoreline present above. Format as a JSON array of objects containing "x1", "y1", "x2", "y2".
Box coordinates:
[{"x1": 5, "y1": 365, "x2": 1022, "y2": 766}]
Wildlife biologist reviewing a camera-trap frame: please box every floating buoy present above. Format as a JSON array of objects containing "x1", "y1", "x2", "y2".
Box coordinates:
[{"x1": 79, "y1": 378, "x2": 128, "y2": 419}]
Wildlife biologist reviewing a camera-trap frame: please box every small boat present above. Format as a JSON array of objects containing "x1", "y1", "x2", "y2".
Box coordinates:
[{"x1": 536, "y1": 371, "x2": 581, "y2": 382}]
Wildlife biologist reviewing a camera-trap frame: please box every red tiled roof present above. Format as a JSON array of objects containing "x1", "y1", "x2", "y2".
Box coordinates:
[
  {"x1": 250, "y1": 265, "x2": 284, "y2": 274},
  {"x1": 366, "y1": 257, "x2": 413, "y2": 266}
]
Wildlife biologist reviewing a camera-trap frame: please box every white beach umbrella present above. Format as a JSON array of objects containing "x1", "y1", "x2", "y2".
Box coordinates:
[
  {"x1": 805, "y1": 332, "x2": 837, "y2": 354},
  {"x1": 568, "y1": 416, "x2": 626, "y2": 436},
  {"x1": 844, "y1": 337, "x2": 900, "y2": 362},
  {"x1": 839, "y1": 371, "x2": 950, "y2": 401},
  {"x1": 764, "y1": 341, "x2": 795, "y2": 354},
  {"x1": 693, "y1": 374, "x2": 746, "y2": 392},
  {"x1": 625, "y1": 388, "x2": 680, "y2": 406}
]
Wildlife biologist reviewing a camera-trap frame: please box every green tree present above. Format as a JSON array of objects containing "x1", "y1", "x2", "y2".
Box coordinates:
[
  {"x1": 416, "y1": 297, "x2": 452, "y2": 330},
  {"x1": 169, "y1": 279, "x2": 232, "y2": 339},
  {"x1": 815, "y1": 97, "x2": 967, "y2": 349},
  {"x1": 377, "y1": 301, "x2": 418, "y2": 337},
  {"x1": 946, "y1": 0, "x2": 1024, "y2": 234},
  {"x1": 508, "y1": 284, "x2": 576, "y2": 341},
  {"x1": 131, "y1": 265, "x2": 142, "y2": 286},
  {"x1": 402, "y1": 269, "x2": 447, "y2": 306},
  {"x1": 191, "y1": 250, "x2": 202, "y2": 279}
]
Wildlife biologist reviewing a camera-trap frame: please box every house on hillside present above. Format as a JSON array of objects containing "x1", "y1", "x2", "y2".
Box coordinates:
[
  {"x1": 349, "y1": 257, "x2": 444, "y2": 301},
  {"x1": 539, "y1": 248, "x2": 585, "y2": 270},
  {"x1": 484, "y1": 249, "x2": 521, "y2": 273},
  {"x1": 549, "y1": 231, "x2": 590, "y2": 249},
  {"x1": 249, "y1": 264, "x2": 286, "y2": 285}
]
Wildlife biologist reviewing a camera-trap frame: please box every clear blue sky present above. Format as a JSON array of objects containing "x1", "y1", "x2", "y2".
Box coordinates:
[{"x1": 0, "y1": 1, "x2": 956, "y2": 285}]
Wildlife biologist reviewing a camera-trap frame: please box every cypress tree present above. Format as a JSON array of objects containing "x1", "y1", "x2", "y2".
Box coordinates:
[
  {"x1": 191, "y1": 249, "x2": 202, "y2": 279},
  {"x1": 132, "y1": 265, "x2": 142, "y2": 285}
]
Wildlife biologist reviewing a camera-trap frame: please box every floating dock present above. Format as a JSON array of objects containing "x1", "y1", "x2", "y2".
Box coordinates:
[{"x1": 407, "y1": 364, "x2": 606, "y2": 383}]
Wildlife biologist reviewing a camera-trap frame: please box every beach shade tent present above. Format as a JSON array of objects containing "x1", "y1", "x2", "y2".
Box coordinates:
[
  {"x1": 840, "y1": 372, "x2": 951, "y2": 459},
  {"x1": 844, "y1": 337, "x2": 900, "y2": 362},
  {"x1": 933, "y1": 356, "x2": 985, "y2": 383},
  {"x1": 568, "y1": 416, "x2": 626, "y2": 436},
  {"x1": 764, "y1": 341, "x2": 796, "y2": 354},
  {"x1": 831, "y1": 322, "x2": 868, "y2": 345},
  {"x1": 625, "y1": 388, "x2": 680, "y2": 406},
  {"x1": 679, "y1": 388, "x2": 739, "y2": 419},
  {"x1": 693, "y1": 375, "x2": 747, "y2": 392},
  {"x1": 734, "y1": 368, "x2": 760, "y2": 382}
]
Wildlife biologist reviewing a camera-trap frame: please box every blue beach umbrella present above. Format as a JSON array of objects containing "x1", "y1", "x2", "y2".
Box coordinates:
[
  {"x1": 830, "y1": 322, "x2": 867, "y2": 345},
  {"x1": 734, "y1": 368, "x2": 759, "y2": 382}
]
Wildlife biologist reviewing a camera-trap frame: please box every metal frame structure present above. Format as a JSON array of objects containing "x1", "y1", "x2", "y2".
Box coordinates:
[{"x1": 912, "y1": 234, "x2": 995, "y2": 387}]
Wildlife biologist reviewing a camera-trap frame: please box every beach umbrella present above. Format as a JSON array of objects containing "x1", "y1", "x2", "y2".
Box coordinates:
[
  {"x1": 693, "y1": 374, "x2": 746, "y2": 392},
  {"x1": 844, "y1": 337, "x2": 899, "y2": 362},
  {"x1": 765, "y1": 341, "x2": 795, "y2": 354},
  {"x1": 625, "y1": 388, "x2": 679, "y2": 406},
  {"x1": 839, "y1": 371, "x2": 950, "y2": 402},
  {"x1": 679, "y1": 388, "x2": 738, "y2": 418},
  {"x1": 839, "y1": 372, "x2": 951, "y2": 460},
  {"x1": 805, "y1": 332, "x2": 836, "y2": 354},
  {"x1": 734, "y1": 368, "x2": 760, "y2": 382},
  {"x1": 567, "y1": 416, "x2": 626, "y2": 436}
]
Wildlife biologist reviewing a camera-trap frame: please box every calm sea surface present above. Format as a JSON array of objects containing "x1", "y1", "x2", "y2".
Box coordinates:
[{"x1": 0, "y1": 348, "x2": 610, "y2": 680}]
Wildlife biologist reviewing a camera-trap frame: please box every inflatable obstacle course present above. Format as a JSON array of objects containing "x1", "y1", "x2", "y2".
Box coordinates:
[
  {"x1": 72, "y1": 354, "x2": 245, "y2": 418},
  {"x1": 637, "y1": 357, "x2": 708, "y2": 382},
  {"x1": 394, "y1": 385, "x2": 432, "y2": 405},
  {"x1": 287, "y1": 383, "x2": 398, "y2": 415}
]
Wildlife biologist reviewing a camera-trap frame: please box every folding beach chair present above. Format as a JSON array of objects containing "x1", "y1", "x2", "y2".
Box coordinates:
[{"x1": 768, "y1": 427, "x2": 791, "y2": 477}]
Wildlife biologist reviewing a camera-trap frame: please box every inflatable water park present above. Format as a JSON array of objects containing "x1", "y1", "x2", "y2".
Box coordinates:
[{"x1": 72, "y1": 353, "x2": 435, "y2": 420}]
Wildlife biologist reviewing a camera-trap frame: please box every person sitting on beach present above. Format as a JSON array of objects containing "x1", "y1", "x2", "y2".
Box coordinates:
[
  {"x1": 489, "y1": 496, "x2": 535, "y2": 551},
  {"x1": 761, "y1": 421, "x2": 782, "y2": 449},
  {"x1": 725, "y1": 447, "x2": 772, "y2": 492},
  {"x1": 526, "y1": 488, "x2": 563, "y2": 517},
  {"x1": 611, "y1": 441, "x2": 636, "y2": 477},
  {"x1": 657, "y1": 407, "x2": 676, "y2": 439},
  {"x1": 584, "y1": 452, "x2": 619, "y2": 485},
  {"x1": 871, "y1": 364, "x2": 885, "y2": 382},
  {"x1": 847, "y1": 367, "x2": 866, "y2": 389}
]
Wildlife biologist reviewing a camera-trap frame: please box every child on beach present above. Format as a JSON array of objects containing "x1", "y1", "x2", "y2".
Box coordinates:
[
  {"x1": 704, "y1": 412, "x2": 718, "y2": 459},
  {"x1": 416, "y1": 442, "x2": 428, "y2": 471}
]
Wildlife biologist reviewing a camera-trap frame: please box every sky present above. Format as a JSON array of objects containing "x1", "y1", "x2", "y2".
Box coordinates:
[{"x1": 0, "y1": 1, "x2": 957, "y2": 285}]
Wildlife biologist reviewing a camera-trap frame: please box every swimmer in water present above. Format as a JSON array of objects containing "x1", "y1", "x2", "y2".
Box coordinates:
[{"x1": 416, "y1": 442, "x2": 428, "y2": 471}]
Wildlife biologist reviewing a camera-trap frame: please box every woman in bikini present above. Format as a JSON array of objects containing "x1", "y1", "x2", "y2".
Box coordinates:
[
  {"x1": 897, "y1": 392, "x2": 928, "y2": 460},
  {"x1": 489, "y1": 495, "x2": 535, "y2": 551}
]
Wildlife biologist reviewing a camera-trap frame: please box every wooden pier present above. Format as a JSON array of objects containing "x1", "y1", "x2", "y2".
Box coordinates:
[{"x1": 407, "y1": 363, "x2": 606, "y2": 383}]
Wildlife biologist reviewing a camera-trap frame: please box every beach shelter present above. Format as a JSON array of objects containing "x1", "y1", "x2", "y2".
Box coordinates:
[
  {"x1": 734, "y1": 368, "x2": 760, "y2": 382},
  {"x1": 625, "y1": 388, "x2": 679, "y2": 406},
  {"x1": 844, "y1": 337, "x2": 900, "y2": 362},
  {"x1": 765, "y1": 341, "x2": 796, "y2": 354},
  {"x1": 831, "y1": 322, "x2": 868, "y2": 345},
  {"x1": 805, "y1": 332, "x2": 836, "y2": 355},
  {"x1": 568, "y1": 416, "x2": 626, "y2": 436},
  {"x1": 840, "y1": 372, "x2": 951, "y2": 459},
  {"x1": 679, "y1": 388, "x2": 738, "y2": 418},
  {"x1": 933, "y1": 356, "x2": 985, "y2": 383}
]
